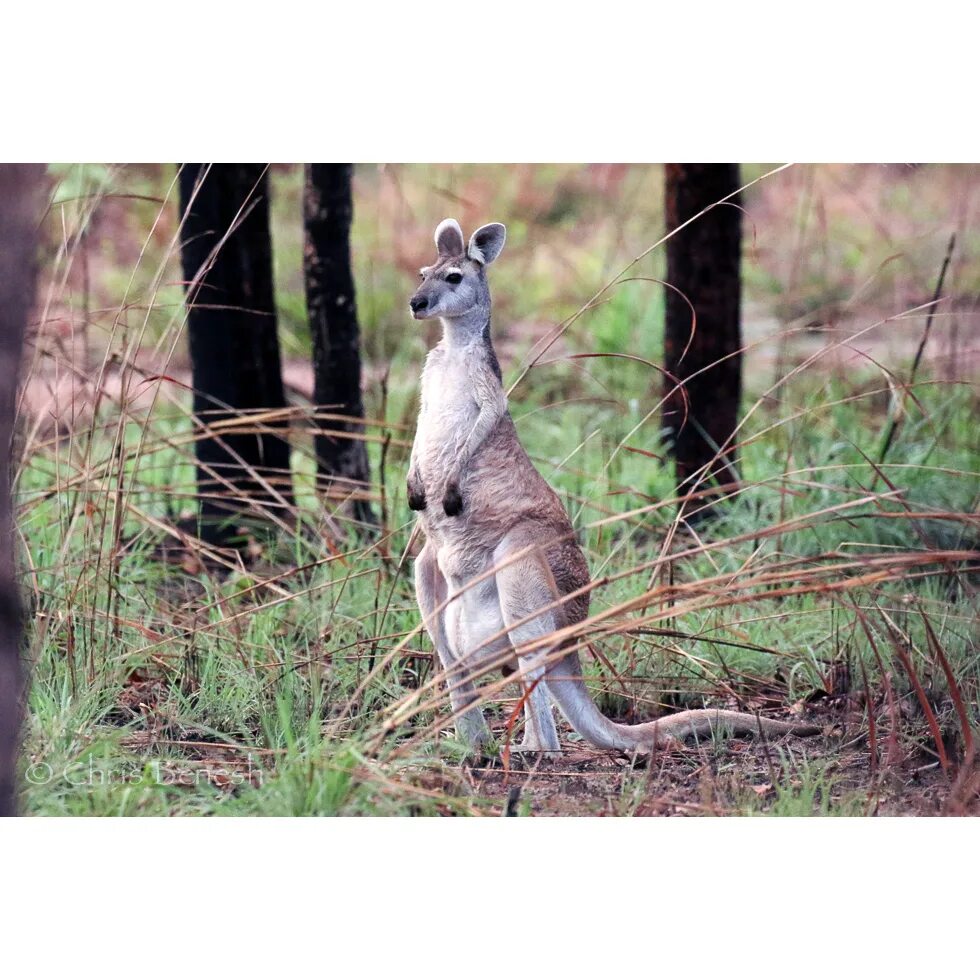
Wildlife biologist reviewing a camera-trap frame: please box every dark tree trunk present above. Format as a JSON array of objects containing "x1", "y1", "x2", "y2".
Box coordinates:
[
  {"x1": 178, "y1": 163, "x2": 293, "y2": 544},
  {"x1": 0, "y1": 164, "x2": 43, "y2": 817},
  {"x1": 663, "y1": 163, "x2": 743, "y2": 502},
  {"x1": 303, "y1": 164, "x2": 373, "y2": 525}
]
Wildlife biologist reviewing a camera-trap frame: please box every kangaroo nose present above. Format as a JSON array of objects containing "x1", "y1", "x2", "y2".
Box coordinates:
[{"x1": 410, "y1": 296, "x2": 428, "y2": 315}]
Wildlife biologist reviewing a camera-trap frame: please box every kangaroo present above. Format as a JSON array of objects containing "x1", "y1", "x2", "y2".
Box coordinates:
[{"x1": 407, "y1": 217, "x2": 820, "y2": 753}]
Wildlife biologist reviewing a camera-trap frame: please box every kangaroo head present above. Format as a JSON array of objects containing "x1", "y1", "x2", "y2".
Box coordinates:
[{"x1": 409, "y1": 218, "x2": 506, "y2": 321}]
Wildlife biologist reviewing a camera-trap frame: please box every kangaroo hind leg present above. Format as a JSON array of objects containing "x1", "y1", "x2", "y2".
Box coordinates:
[
  {"x1": 493, "y1": 533, "x2": 564, "y2": 754},
  {"x1": 414, "y1": 543, "x2": 491, "y2": 750}
]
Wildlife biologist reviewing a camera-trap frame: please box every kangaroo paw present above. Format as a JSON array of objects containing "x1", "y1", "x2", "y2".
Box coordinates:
[
  {"x1": 442, "y1": 483, "x2": 463, "y2": 516},
  {"x1": 507, "y1": 739, "x2": 562, "y2": 757},
  {"x1": 407, "y1": 473, "x2": 427, "y2": 511}
]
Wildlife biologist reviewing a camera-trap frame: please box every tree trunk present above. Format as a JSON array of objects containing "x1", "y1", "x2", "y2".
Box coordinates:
[
  {"x1": 178, "y1": 163, "x2": 293, "y2": 544},
  {"x1": 303, "y1": 164, "x2": 373, "y2": 525},
  {"x1": 0, "y1": 164, "x2": 43, "y2": 817},
  {"x1": 663, "y1": 163, "x2": 743, "y2": 503}
]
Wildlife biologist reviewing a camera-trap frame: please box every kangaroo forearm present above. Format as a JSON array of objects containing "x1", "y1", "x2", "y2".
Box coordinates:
[
  {"x1": 449, "y1": 395, "x2": 506, "y2": 483},
  {"x1": 407, "y1": 437, "x2": 426, "y2": 510},
  {"x1": 455, "y1": 412, "x2": 496, "y2": 472},
  {"x1": 441, "y1": 399, "x2": 504, "y2": 516}
]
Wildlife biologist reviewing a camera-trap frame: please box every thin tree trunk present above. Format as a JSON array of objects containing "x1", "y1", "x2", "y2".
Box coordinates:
[
  {"x1": 0, "y1": 164, "x2": 43, "y2": 817},
  {"x1": 303, "y1": 164, "x2": 373, "y2": 525},
  {"x1": 178, "y1": 163, "x2": 293, "y2": 545},
  {"x1": 663, "y1": 163, "x2": 743, "y2": 503}
]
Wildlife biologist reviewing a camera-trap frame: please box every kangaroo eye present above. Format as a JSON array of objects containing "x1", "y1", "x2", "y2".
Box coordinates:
[{"x1": 446, "y1": 272, "x2": 463, "y2": 285}]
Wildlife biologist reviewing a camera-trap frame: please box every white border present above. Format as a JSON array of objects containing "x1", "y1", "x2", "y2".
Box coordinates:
[
  {"x1": 1, "y1": 818, "x2": 976, "y2": 972},
  {"x1": 4, "y1": 3, "x2": 979, "y2": 160}
]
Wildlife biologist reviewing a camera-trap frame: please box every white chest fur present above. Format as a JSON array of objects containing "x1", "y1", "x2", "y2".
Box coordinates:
[{"x1": 416, "y1": 343, "x2": 480, "y2": 486}]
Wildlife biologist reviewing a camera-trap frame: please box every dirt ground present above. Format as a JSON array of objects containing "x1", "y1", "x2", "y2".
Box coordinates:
[{"x1": 459, "y1": 734, "x2": 975, "y2": 817}]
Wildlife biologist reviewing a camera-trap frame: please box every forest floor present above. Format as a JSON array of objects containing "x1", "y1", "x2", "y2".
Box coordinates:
[{"x1": 91, "y1": 655, "x2": 976, "y2": 817}]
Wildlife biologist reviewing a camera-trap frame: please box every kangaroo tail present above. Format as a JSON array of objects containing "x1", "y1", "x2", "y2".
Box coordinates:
[{"x1": 546, "y1": 651, "x2": 822, "y2": 752}]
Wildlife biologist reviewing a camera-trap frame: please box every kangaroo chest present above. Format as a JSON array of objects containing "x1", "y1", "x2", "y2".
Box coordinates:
[{"x1": 416, "y1": 346, "x2": 480, "y2": 484}]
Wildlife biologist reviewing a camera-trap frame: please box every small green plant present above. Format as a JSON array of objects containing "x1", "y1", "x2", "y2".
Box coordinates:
[{"x1": 748, "y1": 754, "x2": 866, "y2": 817}]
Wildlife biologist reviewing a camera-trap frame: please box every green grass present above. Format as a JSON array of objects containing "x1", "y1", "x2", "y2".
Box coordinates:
[
  {"x1": 756, "y1": 756, "x2": 867, "y2": 818},
  {"x1": 18, "y1": 368, "x2": 978, "y2": 816},
  {"x1": 17, "y1": 163, "x2": 980, "y2": 816}
]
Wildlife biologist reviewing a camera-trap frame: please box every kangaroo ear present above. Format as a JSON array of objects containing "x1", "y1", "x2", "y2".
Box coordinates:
[
  {"x1": 434, "y1": 218, "x2": 465, "y2": 257},
  {"x1": 467, "y1": 222, "x2": 506, "y2": 265}
]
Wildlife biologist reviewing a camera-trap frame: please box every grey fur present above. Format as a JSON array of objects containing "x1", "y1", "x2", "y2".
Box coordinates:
[{"x1": 467, "y1": 222, "x2": 506, "y2": 265}]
